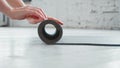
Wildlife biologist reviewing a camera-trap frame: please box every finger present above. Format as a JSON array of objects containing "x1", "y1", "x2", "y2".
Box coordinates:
[
  {"x1": 36, "y1": 8, "x2": 47, "y2": 19},
  {"x1": 48, "y1": 17, "x2": 63, "y2": 25},
  {"x1": 26, "y1": 15, "x2": 39, "y2": 19},
  {"x1": 25, "y1": 9, "x2": 45, "y2": 24},
  {"x1": 26, "y1": 10, "x2": 44, "y2": 20},
  {"x1": 27, "y1": 6, "x2": 47, "y2": 19},
  {"x1": 26, "y1": 6, "x2": 46, "y2": 20},
  {"x1": 27, "y1": 16, "x2": 44, "y2": 24},
  {"x1": 23, "y1": 6, "x2": 43, "y2": 19},
  {"x1": 29, "y1": 18, "x2": 44, "y2": 24},
  {"x1": 34, "y1": 8, "x2": 47, "y2": 20}
]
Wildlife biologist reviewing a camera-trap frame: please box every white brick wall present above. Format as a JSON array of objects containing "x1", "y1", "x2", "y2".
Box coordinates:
[{"x1": 11, "y1": 0, "x2": 120, "y2": 29}]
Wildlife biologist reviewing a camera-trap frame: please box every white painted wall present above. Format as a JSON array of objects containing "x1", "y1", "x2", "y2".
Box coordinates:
[{"x1": 11, "y1": 0, "x2": 120, "y2": 29}]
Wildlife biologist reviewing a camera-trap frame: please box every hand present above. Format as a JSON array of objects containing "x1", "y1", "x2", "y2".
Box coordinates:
[
  {"x1": 7, "y1": 6, "x2": 46, "y2": 20},
  {"x1": 27, "y1": 16, "x2": 64, "y2": 25},
  {"x1": 25, "y1": 6, "x2": 63, "y2": 25},
  {"x1": 26, "y1": 6, "x2": 47, "y2": 24},
  {"x1": 22, "y1": 6, "x2": 63, "y2": 25}
]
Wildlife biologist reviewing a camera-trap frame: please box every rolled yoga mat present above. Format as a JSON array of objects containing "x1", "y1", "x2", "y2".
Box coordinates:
[{"x1": 38, "y1": 20, "x2": 63, "y2": 44}]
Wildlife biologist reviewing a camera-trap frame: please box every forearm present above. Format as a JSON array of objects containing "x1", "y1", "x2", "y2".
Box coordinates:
[
  {"x1": 0, "y1": 0, "x2": 12, "y2": 15},
  {"x1": 6, "y1": 0, "x2": 26, "y2": 8}
]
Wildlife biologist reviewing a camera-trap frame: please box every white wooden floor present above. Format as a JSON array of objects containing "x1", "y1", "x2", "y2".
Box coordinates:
[{"x1": 0, "y1": 27, "x2": 120, "y2": 68}]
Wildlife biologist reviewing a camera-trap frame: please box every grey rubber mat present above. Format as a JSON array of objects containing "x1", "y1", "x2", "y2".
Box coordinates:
[{"x1": 55, "y1": 35, "x2": 120, "y2": 46}]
